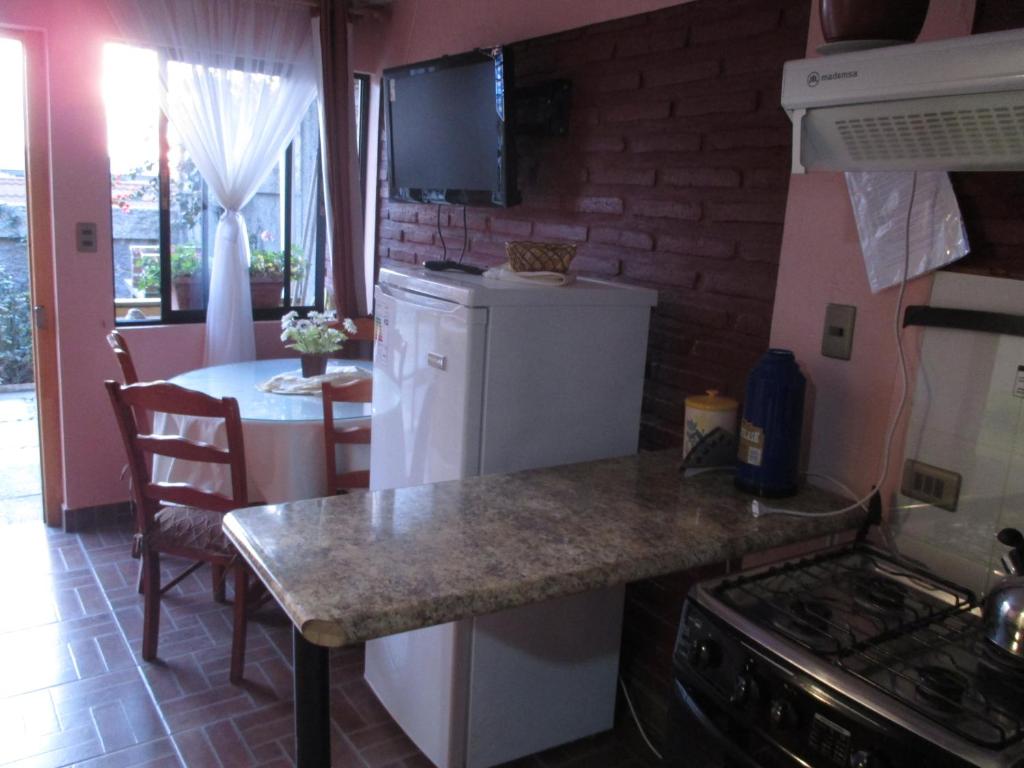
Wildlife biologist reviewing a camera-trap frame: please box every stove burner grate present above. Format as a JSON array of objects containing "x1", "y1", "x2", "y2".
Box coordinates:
[
  {"x1": 770, "y1": 599, "x2": 841, "y2": 651},
  {"x1": 845, "y1": 614, "x2": 1024, "y2": 750},
  {"x1": 852, "y1": 573, "x2": 908, "y2": 613},
  {"x1": 914, "y1": 665, "x2": 968, "y2": 712}
]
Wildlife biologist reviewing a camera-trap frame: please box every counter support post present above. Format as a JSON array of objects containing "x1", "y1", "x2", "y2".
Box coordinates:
[{"x1": 293, "y1": 626, "x2": 331, "y2": 767}]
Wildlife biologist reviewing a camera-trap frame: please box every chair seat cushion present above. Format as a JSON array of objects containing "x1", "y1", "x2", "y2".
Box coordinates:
[{"x1": 151, "y1": 505, "x2": 235, "y2": 557}]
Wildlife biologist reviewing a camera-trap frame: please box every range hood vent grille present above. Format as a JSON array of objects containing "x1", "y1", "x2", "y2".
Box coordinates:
[
  {"x1": 801, "y1": 92, "x2": 1024, "y2": 172},
  {"x1": 781, "y1": 29, "x2": 1024, "y2": 173}
]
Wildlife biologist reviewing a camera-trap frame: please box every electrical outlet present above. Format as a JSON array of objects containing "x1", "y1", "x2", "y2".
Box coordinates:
[
  {"x1": 901, "y1": 459, "x2": 961, "y2": 512},
  {"x1": 821, "y1": 303, "x2": 856, "y2": 360}
]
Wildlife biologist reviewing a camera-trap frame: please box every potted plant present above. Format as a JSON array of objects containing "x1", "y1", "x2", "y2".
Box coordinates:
[
  {"x1": 249, "y1": 248, "x2": 285, "y2": 308},
  {"x1": 170, "y1": 245, "x2": 201, "y2": 309},
  {"x1": 133, "y1": 252, "x2": 161, "y2": 298},
  {"x1": 280, "y1": 310, "x2": 358, "y2": 378},
  {"x1": 249, "y1": 248, "x2": 309, "y2": 308},
  {"x1": 129, "y1": 245, "x2": 201, "y2": 308}
]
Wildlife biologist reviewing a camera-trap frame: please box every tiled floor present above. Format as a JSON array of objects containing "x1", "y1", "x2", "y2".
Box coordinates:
[
  {"x1": 0, "y1": 398, "x2": 661, "y2": 768},
  {"x1": 0, "y1": 389, "x2": 44, "y2": 527}
]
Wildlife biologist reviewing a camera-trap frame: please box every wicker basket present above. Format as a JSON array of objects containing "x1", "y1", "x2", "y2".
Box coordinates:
[{"x1": 505, "y1": 241, "x2": 577, "y2": 273}]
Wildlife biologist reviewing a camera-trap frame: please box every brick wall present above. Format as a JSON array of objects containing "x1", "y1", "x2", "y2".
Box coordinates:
[
  {"x1": 377, "y1": 0, "x2": 811, "y2": 453},
  {"x1": 944, "y1": 0, "x2": 1024, "y2": 281},
  {"x1": 375, "y1": 0, "x2": 809, "y2": 752},
  {"x1": 372, "y1": 0, "x2": 1023, "y2": 755}
]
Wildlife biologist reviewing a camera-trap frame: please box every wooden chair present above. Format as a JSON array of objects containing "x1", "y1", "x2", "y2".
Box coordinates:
[
  {"x1": 105, "y1": 379, "x2": 257, "y2": 683},
  {"x1": 322, "y1": 377, "x2": 372, "y2": 494},
  {"x1": 329, "y1": 316, "x2": 375, "y2": 360},
  {"x1": 347, "y1": 316, "x2": 375, "y2": 342},
  {"x1": 105, "y1": 330, "x2": 228, "y2": 600},
  {"x1": 106, "y1": 330, "x2": 140, "y2": 385}
]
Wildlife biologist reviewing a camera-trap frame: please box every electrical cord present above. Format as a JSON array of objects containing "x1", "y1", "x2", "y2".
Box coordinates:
[
  {"x1": 458, "y1": 205, "x2": 468, "y2": 263},
  {"x1": 752, "y1": 172, "x2": 919, "y2": 521},
  {"x1": 436, "y1": 204, "x2": 447, "y2": 260},
  {"x1": 618, "y1": 677, "x2": 663, "y2": 761}
]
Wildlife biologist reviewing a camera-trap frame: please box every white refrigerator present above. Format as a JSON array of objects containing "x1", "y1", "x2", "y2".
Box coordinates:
[{"x1": 367, "y1": 262, "x2": 657, "y2": 768}]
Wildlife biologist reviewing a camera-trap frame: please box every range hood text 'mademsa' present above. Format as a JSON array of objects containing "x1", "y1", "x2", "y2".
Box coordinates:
[{"x1": 781, "y1": 28, "x2": 1024, "y2": 173}]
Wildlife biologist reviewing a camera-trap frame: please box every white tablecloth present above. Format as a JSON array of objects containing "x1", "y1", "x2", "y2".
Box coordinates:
[{"x1": 151, "y1": 358, "x2": 371, "y2": 504}]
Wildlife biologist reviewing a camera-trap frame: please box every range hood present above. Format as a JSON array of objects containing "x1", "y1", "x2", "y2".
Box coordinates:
[{"x1": 781, "y1": 28, "x2": 1024, "y2": 173}]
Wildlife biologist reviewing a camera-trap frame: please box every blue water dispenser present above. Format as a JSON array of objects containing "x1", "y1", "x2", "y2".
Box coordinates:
[{"x1": 735, "y1": 349, "x2": 805, "y2": 498}]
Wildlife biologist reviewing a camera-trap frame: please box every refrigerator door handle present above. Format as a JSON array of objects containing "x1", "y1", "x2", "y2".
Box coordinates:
[{"x1": 379, "y1": 282, "x2": 464, "y2": 313}]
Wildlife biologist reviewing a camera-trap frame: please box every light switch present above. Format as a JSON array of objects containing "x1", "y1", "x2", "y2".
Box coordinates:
[
  {"x1": 76, "y1": 222, "x2": 98, "y2": 253},
  {"x1": 821, "y1": 303, "x2": 856, "y2": 360}
]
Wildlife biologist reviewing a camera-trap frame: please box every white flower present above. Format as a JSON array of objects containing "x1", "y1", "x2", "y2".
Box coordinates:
[{"x1": 278, "y1": 311, "x2": 361, "y2": 355}]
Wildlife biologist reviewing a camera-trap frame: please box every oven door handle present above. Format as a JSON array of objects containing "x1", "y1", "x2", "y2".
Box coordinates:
[{"x1": 676, "y1": 681, "x2": 762, "y2": 768}]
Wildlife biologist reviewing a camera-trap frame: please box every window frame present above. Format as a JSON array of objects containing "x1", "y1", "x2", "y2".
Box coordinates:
[
  {"x1": 112, "y1": 73, "x2": 369, "y2": 327},
  {"x1": 154, "y1": 131, "x2": 324, "y2": 326}
]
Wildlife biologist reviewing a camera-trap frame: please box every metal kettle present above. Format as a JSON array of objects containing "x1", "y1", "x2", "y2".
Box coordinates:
[{"x1": 983, "y1": 528, "x2": 1024, "y2": 658}]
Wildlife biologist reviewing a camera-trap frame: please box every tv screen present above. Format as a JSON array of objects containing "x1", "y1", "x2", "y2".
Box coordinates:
[{"x1": 384, "y1": 48, "x2": 517, "y2": 207}]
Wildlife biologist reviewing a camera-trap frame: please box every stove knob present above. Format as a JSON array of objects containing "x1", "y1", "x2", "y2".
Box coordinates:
[
  {"x1": 729, "y1": 673, "x2": 760, "y2": 706},
  {"x1": 849, "y1": 750, "x2": 885, "y2": 768},
  {"x1": 697, "y1": 639, "x2": 721, "y2": 669},
  {"x1": 688, "y1": 638, "x2": 721, "y2": 669},
  {"x1": 768, "y1": 698, "x2": 797, "y2": 730}
]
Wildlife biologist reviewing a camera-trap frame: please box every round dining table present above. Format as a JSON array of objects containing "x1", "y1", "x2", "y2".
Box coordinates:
[{"x1": 152, "y1": 358, "x2": 372, "y2": 504}]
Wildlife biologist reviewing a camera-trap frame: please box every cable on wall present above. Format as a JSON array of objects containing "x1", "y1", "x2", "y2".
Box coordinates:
[{"x1": 752, "y1": 171, "x2": 919, "y2": 522}]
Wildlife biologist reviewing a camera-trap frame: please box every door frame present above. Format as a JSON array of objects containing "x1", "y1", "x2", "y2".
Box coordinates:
[{"x1": 4, "y1": 27, "x2": 63, "y2": 526}]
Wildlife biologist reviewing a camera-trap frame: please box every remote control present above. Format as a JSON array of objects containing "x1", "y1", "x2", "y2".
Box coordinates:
[{"x1": 424, "y1": 260, "x2": 485, "y2": 275}]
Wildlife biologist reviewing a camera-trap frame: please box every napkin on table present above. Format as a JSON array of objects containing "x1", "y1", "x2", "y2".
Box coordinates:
[{"x1": 257, "y1": 365, "x2": 370, "y2": 395}]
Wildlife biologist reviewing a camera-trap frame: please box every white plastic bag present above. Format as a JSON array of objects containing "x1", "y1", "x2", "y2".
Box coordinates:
[{"x1": 845, "y1": 171, "x2": 969, "y2": 293}]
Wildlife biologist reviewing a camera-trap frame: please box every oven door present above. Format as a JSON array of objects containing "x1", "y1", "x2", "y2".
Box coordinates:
[{"x1": 667, "y1": 680, "x2": 806, "y2": 768}]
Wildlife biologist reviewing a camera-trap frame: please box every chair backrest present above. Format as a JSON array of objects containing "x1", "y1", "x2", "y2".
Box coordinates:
[
  {"x1": 106, "y1": 330, "x2": 140, "y2": 385},
  {"x1": 321, "y1": 378, "x2": 372, "y2": 494},
  {"x1": 348, "y1": 317, "x2": 375, "y2": 343},
  {"x1": 105, "y1": 381, "x2": 249, "y2": 531},
  {"x1": 329, "y1": 317, "x2": 374, "y2": 360}
]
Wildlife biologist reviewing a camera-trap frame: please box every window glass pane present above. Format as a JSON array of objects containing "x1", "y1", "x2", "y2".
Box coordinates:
[
  {"x1": 166, "y1": 123, "x2": 206, "y2": 310},
  {"x1": 290, "y1": 101, "x2": 320, "y2": 307},
  {"x1": 104, "y1": 43, "x2": 161, "y2": 323},
  {"x1": 167, "y1": 119, "x2": 207, "y2": 311},
  {"x1": 243, "y1": 155, "x2": 284, "y2": 310}
]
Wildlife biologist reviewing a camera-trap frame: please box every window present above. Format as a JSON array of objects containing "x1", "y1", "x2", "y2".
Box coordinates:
[{"x1": 105, "y1": 43, "x2": 368, "y2": 325}]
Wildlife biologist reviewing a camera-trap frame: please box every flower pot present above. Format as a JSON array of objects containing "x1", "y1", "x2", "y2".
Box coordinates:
[
  {"x1": 820, "y1": 0, "x2": 930, "y2": 43},
  {"x1": 300, "y1": 353, "x2": 328, "y2": 378},
  {"x1": 250, "y1": 274, "x2": 283, "y2": 309},
  {"x1": 172, "y1": 276, "x2": 200, "y2": 310}
]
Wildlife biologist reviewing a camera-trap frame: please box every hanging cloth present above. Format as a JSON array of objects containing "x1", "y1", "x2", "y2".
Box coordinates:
[{"x1": 109, "y1": 0, "x2": 318, "y2": 364}]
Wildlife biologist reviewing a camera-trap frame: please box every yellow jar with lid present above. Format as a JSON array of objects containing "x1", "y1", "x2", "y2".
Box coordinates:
[{"x1": 683, "y1": 390, "x2": 739, "y2": 460}]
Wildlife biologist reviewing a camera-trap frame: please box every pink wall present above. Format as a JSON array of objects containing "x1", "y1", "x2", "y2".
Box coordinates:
[
  {"x1": 353, "y1": 0, "x2": 693, "y2": 72},
  {"x1": 0, "y1": 0, "x2": 699, "y2": 512},
  {"x1": 769, "y1": 0, "x2": 976, "y2": 500},
  {"x1": 2, "y1": 0, "x2": 295, "y2": 510},
  {"x1": 0, "y1": 0, "x2": 980, "y2": 512}
]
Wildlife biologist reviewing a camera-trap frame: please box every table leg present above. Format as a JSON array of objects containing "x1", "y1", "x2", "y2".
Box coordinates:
[{"x1": 293, "y1": 626, "x2": 331, "y2": 768}]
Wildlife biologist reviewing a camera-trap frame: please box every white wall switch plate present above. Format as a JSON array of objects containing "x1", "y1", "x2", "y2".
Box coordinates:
[
  {"x1": 76, "y1": 222, "x2": 98, "y2": 253},
  {"x1": 821, "y1": 303, "x2": 856, "y2": 360}
]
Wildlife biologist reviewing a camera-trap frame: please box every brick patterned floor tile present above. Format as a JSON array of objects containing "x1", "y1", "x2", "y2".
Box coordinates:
[
  {"x1": 68, "y1": 737, "x2": 182, "y2": 768},
  {"x1": 347, "y1": 720, "x2": 408, "y2": 751},
  {"x1": 0, "y1": 515, "x2": 665, "y2": 768},
  {"x1": 359, "y1": 730, "x2": 420, "y2": 768},
  {"x1": 168, "y1": 728, "x2": 220, "y2": 768}
]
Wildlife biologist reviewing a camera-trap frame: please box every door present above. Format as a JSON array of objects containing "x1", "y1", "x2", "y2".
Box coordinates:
[
  {"x1": 369, "y1": 282, "x2": 487, "y2": 491},
  {"x1": 0, "y1": 30, "x2": 59, "y2": 528},
  {"x1": 0, "y1": 30, "x2": 60, "y2": 525}
]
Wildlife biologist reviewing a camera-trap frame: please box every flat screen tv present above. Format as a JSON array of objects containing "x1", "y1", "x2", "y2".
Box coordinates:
[{"x1": 383, "y1": 47, "x2": 518, "y2": 207}]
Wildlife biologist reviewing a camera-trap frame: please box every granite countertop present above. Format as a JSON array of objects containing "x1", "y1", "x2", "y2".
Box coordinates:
[{"x1": 223, "y1": 450, "x2": 865, "y2": 647}]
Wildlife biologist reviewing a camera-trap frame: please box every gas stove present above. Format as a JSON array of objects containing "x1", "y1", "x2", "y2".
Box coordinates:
[{"x1": 671, "y1": 544, "x2": 1024, "y2": 768}]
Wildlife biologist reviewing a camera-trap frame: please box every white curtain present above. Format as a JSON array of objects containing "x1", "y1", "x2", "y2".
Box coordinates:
[{"x1": 110, "y1": 0, "x2": 317, "y2": 364}]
